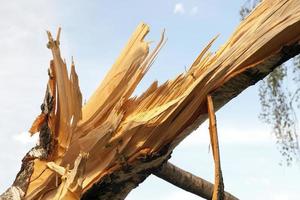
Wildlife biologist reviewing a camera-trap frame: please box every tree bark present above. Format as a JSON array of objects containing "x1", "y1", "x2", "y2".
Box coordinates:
[
  {"x1": 154, "y1": 162, "x2": 238, "y2": 200},
  {"x1": 2, "y1": 0, "x2": 300, "y2": 199}
]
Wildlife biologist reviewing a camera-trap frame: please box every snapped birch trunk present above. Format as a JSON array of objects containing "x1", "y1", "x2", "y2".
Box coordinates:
[{"x1": 2, "y1": 0, "x2": 300, "y2": 199}]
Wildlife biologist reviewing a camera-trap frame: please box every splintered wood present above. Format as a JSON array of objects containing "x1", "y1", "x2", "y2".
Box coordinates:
[
  {"x1": 5, "y1": 0, "x2": 300, "y2": 199},
  {"x1": 207, "y1": 95, "x2": 224, "y2": 200}
]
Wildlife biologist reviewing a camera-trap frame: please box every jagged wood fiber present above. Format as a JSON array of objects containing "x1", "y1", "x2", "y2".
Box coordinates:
[{"x1": 2, "y1": 0, "x2": 300, "y2": 199}]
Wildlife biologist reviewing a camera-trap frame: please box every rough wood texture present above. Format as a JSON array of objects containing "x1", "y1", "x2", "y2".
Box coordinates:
[
  {"x1": 47, "y1": 152, "x2": 88, "y2": 200},
  {"x1": 2, "y1": 0, "x2": 300, "y2": 199}
]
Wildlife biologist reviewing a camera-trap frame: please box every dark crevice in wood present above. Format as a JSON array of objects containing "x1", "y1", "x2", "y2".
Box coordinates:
[{"x1": 81, "y1": 147, "x2": 172, "y2": 200}]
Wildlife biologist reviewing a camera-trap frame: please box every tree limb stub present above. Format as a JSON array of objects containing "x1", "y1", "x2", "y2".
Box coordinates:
[
  {"x1": 153, "y1": 162, "x2": 238, "y2": 200},
  {"x1": 2, "y1": 0, "x2": 300, "y2": 199}
]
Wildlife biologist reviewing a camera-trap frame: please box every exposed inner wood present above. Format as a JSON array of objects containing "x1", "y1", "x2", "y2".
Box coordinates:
[
  {"x1": 2, "y1": 0, "x2": 300, "y2": 199},
  {"x1": 207, "y1": 95, "x2": 224, "y2": 200}
]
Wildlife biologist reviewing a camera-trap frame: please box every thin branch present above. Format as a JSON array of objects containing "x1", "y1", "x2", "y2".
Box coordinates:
[
  {"x1": 153, "y1": 162, "x2": 238, "y2": 200},
  {"x1": 207, "y1": 95, "x2": 224, "y2": 200}
]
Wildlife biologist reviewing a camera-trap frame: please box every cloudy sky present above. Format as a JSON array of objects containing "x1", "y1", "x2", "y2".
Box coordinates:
[{"x1": 0, "y1": 0, "x2": 299, "y2": 199}]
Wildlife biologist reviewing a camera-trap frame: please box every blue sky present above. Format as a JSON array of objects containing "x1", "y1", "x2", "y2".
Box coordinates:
[{"x1": 0, "y1": 0, "x2": 299, "y2": 199}]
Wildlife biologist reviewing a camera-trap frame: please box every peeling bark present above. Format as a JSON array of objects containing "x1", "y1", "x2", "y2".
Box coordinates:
[{"x1": 2, "y1": 0, "x2": 300, "y2": 199}]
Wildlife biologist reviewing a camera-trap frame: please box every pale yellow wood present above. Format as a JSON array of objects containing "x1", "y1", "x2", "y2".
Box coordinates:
[
  {"x1": 22, "y1": 0, "x2": 300, "y2": 199},
  {"x1": 207, "y1": 95, "x2": 224, "y2": 200},
  {"x1": 45, "y1": 153, "x2": 88, "y2": 200}
]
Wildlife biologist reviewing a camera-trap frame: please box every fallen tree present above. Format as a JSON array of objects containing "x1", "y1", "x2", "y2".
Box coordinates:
[{"x1": 2, "y1": 0, "x2": 300, "y2": 199}]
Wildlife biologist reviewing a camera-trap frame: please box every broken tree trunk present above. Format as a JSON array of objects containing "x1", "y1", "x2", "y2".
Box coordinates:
[{"x1": 2, "y1": 0, "x2": 300, "y2": 199}]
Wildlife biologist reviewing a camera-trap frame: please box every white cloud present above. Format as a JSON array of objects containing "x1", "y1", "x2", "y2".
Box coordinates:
[
  {"x1": 271, "y1": 193, "x2": 299, "y2": 200},
  {"x1": 173, "y1": 3, "x2": 185, "y2": 14},
  {"x1": 245, "y1": 177, "x2": 271, "y2": 186},
  {"x1": 178, "y1": 120, "x2": 273, "y2": 149},
  {"x1": 0, "y1": 0, "x2": 58, "y2": 193},
  {"x1": 190, "y1": 6, "x2": 198, "y2": 15},
  {"x1": 173, "y1": 4, "x2": 199, "y2": 16},
  {"x1": 161, "y1": 190, "x2": 199, "y2": 200},
  {"x1": 12, "y1": 132, "x2": 39, "y2": 145}
]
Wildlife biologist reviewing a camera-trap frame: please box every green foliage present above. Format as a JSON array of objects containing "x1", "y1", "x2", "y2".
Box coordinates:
[
  {"x1": 259, "y1": 64, "x2": 299, "y2": 165},
  {"x1": 241, "y1": 0, "x2": 300, "y2": 165}
]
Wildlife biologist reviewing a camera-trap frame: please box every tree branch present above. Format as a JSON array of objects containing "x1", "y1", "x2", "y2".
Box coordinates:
[
  {"x1": 154, "y1": 162, "x2": 238, "y2": 200},
  {"x1": 2, "y1": 1, "x2": 300, "y2": 199},
  {"x1": 207, "y1": 95, "x2": 224, "y2": 199}
]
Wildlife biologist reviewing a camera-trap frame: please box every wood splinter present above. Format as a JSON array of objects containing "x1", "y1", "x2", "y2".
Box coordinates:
[
  {"x1": 2, "y1": 1, "x2": 300, "y2": 199},
  {"x1": 207, "y1": 95, "x2": 224, "y2": 200},
  {"x1": 46, "y1": 152, "x2": 89, "y2": 200}
]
